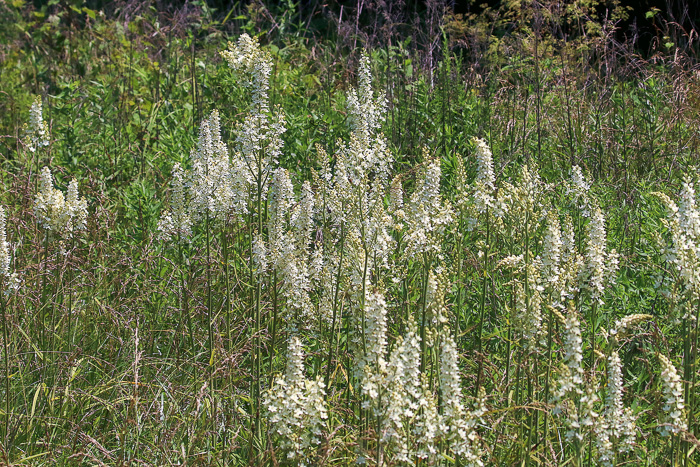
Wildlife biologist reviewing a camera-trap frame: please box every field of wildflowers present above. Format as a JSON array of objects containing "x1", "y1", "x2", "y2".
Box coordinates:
[{"x1": 1, "y1": 1, "x2": 700, "y2": 465}]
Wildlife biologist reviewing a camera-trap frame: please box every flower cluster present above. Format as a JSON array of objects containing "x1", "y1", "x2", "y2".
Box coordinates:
[
  {"x1": 439, "y1": 333, "x2": 484, "y2": 465},
  {"x1": 657, "y1": 353, "x2": 686, "y2": 436},
  {"x1": 381, "y1": 321, "x2": 426, "y2": 461},
  {"x1": 655, "y1": 180, "x2": 700, "y2": 300},
  {"x1": 0, "y1": 206, "x2": 20, "y2": 291},
  {"x1": 222, "y1": 33, "x2": 285, "y2": 189},
  {"x1": 157, "y1": 163, "x2": 192, "y2": 242},
  {"x1": 596, "y1": 351, "x2": 636, "y2": 465},
  {"x1": 221, "y1": 33, "x2": 272, "y2": 114},
  {"x1": 0, "y1": 206, "x2": 10, "y2": 277},
  {"x1": 158, "y1": 110, "x2": 249, "y2": 243},
  {"x1": 34, "y1": 167, "x2": 88, "y2": 238},
  {"x1": 358, "y1": 290, "x2": 388, "y2": 402},
  {"x1": 405, "y1": 158, "x2": 454, "y2": 257},
  {"x1": 552, "y1": 310, "x2": 594, "y2": 442},
  {"x1": 263, "y1": 337, "x2": 328, "y2": 462},
  {"x1": 26, "y1": 96, "x2": 50, "y2": 153},
  {"x1": 567, "y1": 165, "x2": 591, "y2": 213},
  {"x1": 582, "y1": 206, "x2": 619, "y2": 303}
]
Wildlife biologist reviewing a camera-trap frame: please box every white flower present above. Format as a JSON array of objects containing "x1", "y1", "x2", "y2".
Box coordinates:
[
  {"x1": 604, "y1": 352, "x2": 625, "y2": 438},
  {"x1": 584, "y1": 206, "x2": 609, "y2": 303},
  {"x1": 347, "y1": 52, "x2": 386, "y2": 137},
  {"x1": 538, "y1": 211, "x2": 562, "y2": 284},
  {"x1": 263, "y1": 337, "x2": 328, "y2": 461},
  {"x1": 188, "y1": 110, "x2": 231, "y2": 221},
  {"x1": 657, "y1": 353, "x2": 686, "y2": 436},
  {"x1": 34, "y1": 167, "x2": 87, "y2": 238},
  {"x1": 596, "y1": 352, "x2": 636, "y2": 464},
  {"x1": 655, "y1": 181, "x2": 700, "y2": 298},
  {"x1": 223, "y1": 35, "x2": 285, "y2": 189},
  {"x1": 157, "y1": 163, "x2": 192, "y2": 242},
  {"x1": 292, "y1": 181, "x2": 315, "y2": 250},
  {"x1": 552, "y1": 310, "x2": 585, "y2": 441},
  {"x1": 252, "y1": 233, "x2": 267, "y2": 275},
  {"x1": 568, "y1": 165, "x2": 591, "y2": 212},
  {"x1": 439, "y1": 333, "x2": 484, "y2": 465},
  {"x1": 340, "y1": 51, "x2": 392, "y2": 185},
  {"x1": 0, "y1": 206, "x2": 10, "y2": 277},
  {"x1": 26, "y1": 96, "x2": 50, "y2": 153},
  {"x1": 474, "y1": 137, "x2": 495, "y2": 192},
  {"x1": 405, "y1": 158, "x2": 454, "y2": 257},
  {"x1": 221, "y1": 33, "x2": 272, "y2": 115}
]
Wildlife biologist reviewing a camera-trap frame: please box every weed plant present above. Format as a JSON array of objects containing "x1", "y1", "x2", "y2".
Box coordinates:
[{"x1": 0, "y1": 1, "x2": 699, "y2": 465}]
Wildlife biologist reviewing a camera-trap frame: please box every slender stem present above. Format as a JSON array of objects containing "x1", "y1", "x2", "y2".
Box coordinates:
[
  {"x1": 543, "y1": 305, "x2": 554, "y2": 441},
  {"x1": 41, "y1": 231, "x2": 48, "y2": 349},
  {"x1": 420, "y1": 252, "x2": 431, "y2": 373},
  {"x1": 456, "y1": 211, "x2": 463, "y2": 341},
  {"x1": 269, "y1": 269, "x2": 278, "y2": 378},
  {"x1": 254, "y1": 162, "x2": 263, "y2": 441},
  {"x1": 476, "y1": 208, "x2": 490, "y2": 395},
  {"x1": 2, "y1": 281, "x2": 10, "y2": 447},
  {"x1": 690, "y1": 299, "x2": 700, "y2": 436},
  {"x1": 179, "y1": 242, "x2": 194, "y2": 374},
  {"x1": 223, "y1": 225, "x2": 231, "y2": 351},
  {"x1": 589, "y1": 301, "x2": 598, "y2": 369},
  {"x1": 67, "y1": 237, "x2": 74, "y2": 347},
  {"x1": 325, "y1": 221, "x2": 345, "y2": 392}
]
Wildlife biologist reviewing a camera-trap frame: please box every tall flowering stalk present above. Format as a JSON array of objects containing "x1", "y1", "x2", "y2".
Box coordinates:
[
  {"x1": 596, "y1": 351, "x2": 636, "y2": 466},
  {"x1": 310, "y1": 50, "x2": 395, "y2": 426},
  {"x1": 33, "y1": 167, "x2": 87, "y2": 346},
  {"x1": 25, "y1": 97, "x2": 50, "y2": 192},
  {"x1": 655, "y1": 180, "x2": 700, "y2": 440},
  {"x1": 551, "y1": 306, "x2": 598, "y2": 463},
  {"x1": 439, "y1": 332, "x2": 484, "y2": 465},
  {"x1": 463, "y1": 139, "x2": 500, "y2": 374},
  {"x1": 381, "y1": 320, "x2": 425, "y2": 462},
  {"x1": 157, "y1": 162, "x2": 195, "y2": 356},
  {"x1": 495, "y1": 164, "x2": 546, "y2": 434},
  {"x1": 405, "y1": 157, "x2": 453, "y2": 370},
  {"x1": 222, "y1": 33, "x2": 285, "y2": 437},
  {"x1": 581, "y1": 205, "x2": 619, "y2": 367},
  {"x1": 0, "y1": 205, "x2": 19, "y2": 445}
]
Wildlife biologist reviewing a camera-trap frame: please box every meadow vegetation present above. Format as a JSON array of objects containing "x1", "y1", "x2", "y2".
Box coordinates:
[{"x1": 0, "y1": 0, "x2": 700, "y2": 465}]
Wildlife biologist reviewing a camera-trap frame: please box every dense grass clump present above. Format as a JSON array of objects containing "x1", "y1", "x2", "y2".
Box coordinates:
[{"x1": 1, "y1": 1, "x2": 700, "y2": 465}]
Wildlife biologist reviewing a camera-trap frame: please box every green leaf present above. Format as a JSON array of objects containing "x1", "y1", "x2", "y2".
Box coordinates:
[{"x1": 82, "y1": 7, "x2": 96, "y2": 20}]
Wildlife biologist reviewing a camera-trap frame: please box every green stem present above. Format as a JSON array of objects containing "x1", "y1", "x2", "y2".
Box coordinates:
[
  {"x1": 420, "y1": 252, "x2": 432, "y2": 373},
  {"x1": 476, "y1": 208, "x2": 490, "y2": 395},
  {"x1": 223, "y1": 225, "x2": 231, "y2": 351},
  {"x1": 254, "y1": 164, "x2": 263, "y2": 442},
  {"x1": 2, "y1": 280, "x2": 10, "y2": 447},
  {"x1": 67, "y1": 237, "x2": 74, "y2": 347},
  {"x1": 325, "y1": 221, "x2": 345, "y2": 392}
]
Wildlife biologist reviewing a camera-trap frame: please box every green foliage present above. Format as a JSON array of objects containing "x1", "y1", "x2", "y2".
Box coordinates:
[{"x1": 0, "y1": 1, "x2": 699, "y2": 465}]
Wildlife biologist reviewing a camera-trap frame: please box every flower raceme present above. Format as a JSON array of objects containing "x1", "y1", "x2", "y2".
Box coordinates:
[
  {"x1": 263, "y1": 337, "x2": 327, "y2": 463},
  {"x1": 0, "y1": 206, "x2": 10, "y2": 277},
  {"x1": 222, "y1": 33, "x2": 285, "y2": 189},
  {"x1": 655, "y1": 180, "x2": 700, "y2": 298},
  {"x1": 0, "y1": 206, "x2": 19, "y2": 292},
  {"x1": 221, "y1": 33, "x2": 272, "y2": 115},
  {"x1": 157, "y1": 163, "x2": 193, "y2": 243},
  {"x1": 34, "y1": 167, "x2": 87, "y2": 237},
  {"x1": 657, "y1": 353, "x2": 686, "y2": 437},
  {"x1": 26, "y1": 96, "x2": 50, "y2": 154},
  {"x1": 405, "y1": 158, "x2": 454, "y2": 258}
]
